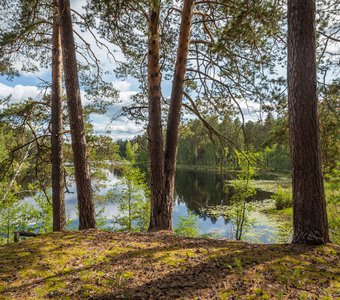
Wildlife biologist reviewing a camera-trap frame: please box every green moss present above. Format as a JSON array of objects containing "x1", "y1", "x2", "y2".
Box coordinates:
[
  {"x1": 219, "y1": 290, "x2": 237, "y2": 299},
  {"x1": 153, "y1": 249, "x2": 198, "y2": 266},
  {"x1": 79, "y1": 283, "x2": 96, "y2": 297},
  {"x1": 45, "y1": 278, "x2": 67, "y2": 294},
  {"x1": 156, "y1": 253, "x2": 186, "y2": 266},
  {"x1": 299, "y1": 293, "x2": 308, "y2": 300},
  {"x1": 17, "y1": 251, "x2": 31, "y2": 257},
  {"x1": 33, "y1": 287, "x2": 46, "y2": 299},
  {"x1": 104, "y1": 246, "x2": 131, "y2": 256},
  {"x1": 121, "y1": 271, "x2": 134, "y2": 279},
  {"x1": 0, "y1": 231, "x2": 339, "y2": 299},
  {"x1": 19, "y1": 268, "x2": 54, "y2": 279}
]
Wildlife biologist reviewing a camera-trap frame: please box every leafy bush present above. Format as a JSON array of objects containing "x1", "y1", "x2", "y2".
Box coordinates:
[
  {"x1": 174, "y1": 211, "x2": 199, "y2": 237},
  {"x1": 272, "y1": 186, "x2": 292, "y2": 210},
  {"x1": 106, "y1": 143, "x2": 151, "y2": 232}
]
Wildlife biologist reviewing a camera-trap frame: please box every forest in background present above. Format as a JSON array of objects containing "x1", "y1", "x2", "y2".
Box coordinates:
[
  {"x1": 0, "y1": 0, "x2": 339, "y2": 298},
  {"x1": 0, "y1": 0, "x2": 339, "y2": 246}
]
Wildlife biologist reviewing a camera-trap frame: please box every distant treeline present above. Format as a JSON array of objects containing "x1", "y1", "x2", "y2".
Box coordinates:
[{"x1": 116, "y1": 104, "x2": 338, "y2": 176}]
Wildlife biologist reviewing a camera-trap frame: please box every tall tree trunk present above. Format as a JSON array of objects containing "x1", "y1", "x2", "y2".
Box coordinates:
[
  {"x1": 147, "y1": 0, "x2": 166, "y2": 231},
  {"x1": 288, "y1": 0, "x2": 329, "y2": 244},
  {"x1": 51, "y1": 0, "x2": 66, "y2": 231},
  {"x1": 163, "y1": 0, "x2": 194, "y2": 229},
  {"x1": 58, "y1": 0, "x2": 96, "y2": 229},
  {"x1": 148, "y1": 0, "x2": 194, "y2": 231}
]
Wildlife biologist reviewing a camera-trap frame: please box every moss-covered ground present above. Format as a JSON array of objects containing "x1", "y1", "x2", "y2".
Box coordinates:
[{"x1": 0, "y1": 230, "x2": 339, "y2": 299}]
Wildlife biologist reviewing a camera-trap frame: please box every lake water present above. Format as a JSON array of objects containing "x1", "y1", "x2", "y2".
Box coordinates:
[{"x1": 62, "y1": 168, "x2": 291, "y2": 244}]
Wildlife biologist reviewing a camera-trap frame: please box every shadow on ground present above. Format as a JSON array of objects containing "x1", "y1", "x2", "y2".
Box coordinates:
[{"x1": 0, "y1": 230, "x2": 339, "y2": 299}]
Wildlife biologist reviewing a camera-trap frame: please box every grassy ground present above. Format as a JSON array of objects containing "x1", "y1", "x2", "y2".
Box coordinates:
[{"x1": 0, "y1": 230, "x2": 339, "y2": 300}]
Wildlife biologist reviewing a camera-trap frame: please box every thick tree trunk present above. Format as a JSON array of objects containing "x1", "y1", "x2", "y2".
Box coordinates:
[
  {"x1": 58, "y1": 0, "x2": 96, "y2": 229},
  {"x1": 51, "y1": 1, "x2": 66, "y2": 232},
  {"x1": 147, "y1": 0, "x2": 167, "y2": 231},
  {"x1": 164, "y1": 0, "x2": 194, "y2": 229},
  {"x1": 288, "y1": 0, "x2": 329, "y2": 244}
]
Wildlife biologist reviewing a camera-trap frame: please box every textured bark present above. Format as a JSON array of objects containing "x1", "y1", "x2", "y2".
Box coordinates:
[
  {"x1": 51, "y1": 1, "x2": 66, "y2": 232},
  {"x1": 58, "y1": 0, "x2": 96, "y2": 229},
  {"x1": 288, "y1": 0, "x2": 329, "y2": 244},
  {"x1": 164, "y1": 0, "x2": 194, "y2": 229},
  {"x1": 147, "y1": 0, "x2": 166, "y2": 231},
  {"x1": 148, "y1": 0, "x2": 193, "y2": 231}
]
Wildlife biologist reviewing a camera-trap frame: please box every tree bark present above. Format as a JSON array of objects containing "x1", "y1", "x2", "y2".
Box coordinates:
[
  {"x1": 163, "y1": 0, "x2": 194, "y2": 230},
  {"x1": 147, "y1": 0, "x2": 166, "y2": 231},
  {"x1": 147, "y1": 0, "x2": 194, "y2": 231},
  {"x1": 51, "y1": 0, "x2": 66, "y2": 232},
  {"x1": 58, "y1": 0, "x2": 96, "y2": 229},
  {"x1": 288, "y1": 0, "x2": 329, "y2": 244}
]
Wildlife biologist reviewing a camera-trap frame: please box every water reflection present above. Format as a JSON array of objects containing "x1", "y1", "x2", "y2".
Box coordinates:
[
  {"x1": 173, "y1": 169, "x2": 290, "y2": 243},
  {"x1": 174, "y1": 169, "x2": 273, "y2": 222},
  {"x1": 25, "y1": 168, "x2": 289, "y2": 243}
]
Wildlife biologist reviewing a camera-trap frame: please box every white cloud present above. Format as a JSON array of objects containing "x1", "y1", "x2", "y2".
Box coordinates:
[
  {"x1": 81, "y1": 79, "x2": 137, "y2": 107},
  {"x1": 90, "y1": 113, "x2": 143, "y2": 140},
  {"x1": 111, "y1": 80, "x2": 137, "y2": 105},
  {"x1": 112, "y1": 80, "x2": 132, "y2": 92},
  {"x1": 119, "y1": 91, "x2": 137, "y2": 106},
  {"x1": 0, "y1": 83, "x2": 43, "y2": 103}
]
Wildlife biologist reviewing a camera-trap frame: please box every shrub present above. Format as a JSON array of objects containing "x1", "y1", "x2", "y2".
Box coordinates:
[
  {"x1": 174, "y1": 211, "x2": 200, "y2": 237},
  {"x1": 272, "y1": 186, "x2": 292, "y2": 210}
]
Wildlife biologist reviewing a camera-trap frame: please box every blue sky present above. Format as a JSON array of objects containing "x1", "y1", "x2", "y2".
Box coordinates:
[
  {"x1": 0, "y1": 71, "x2": 145, "y2": 140},
  {"x1": 0, "y1": 0, "x2": 147, "y2": 140},
  {"x1": 0, "y1": 0, "x2": 266, "y2": 141}
]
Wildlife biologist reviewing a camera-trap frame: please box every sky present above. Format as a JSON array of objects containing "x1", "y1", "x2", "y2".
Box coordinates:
[
  {"x1": 0, "y1": 0, "x2": 265, "y2": 141},
  {"x1": 0, "y1": 0, "x2": 146, "y2": 140}
]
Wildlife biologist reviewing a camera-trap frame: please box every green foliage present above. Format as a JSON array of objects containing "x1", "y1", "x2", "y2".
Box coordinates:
[
  {"x1": 229, "y1": 183, "x2": 255, "y2": 241},
  {"x1": 0, "y1": 97, "x2": 117, "y2": 241},
  {"x1": 229, "y1": 151, "x2": 256, "y2": 240},
  {"x1": 0, "y1": 191, "x2": 54, "y2": 244},
  {"x1": 319, "y1": 83, "x2": 340, "y2": 174},
  {"x1": 30, "y1": 192, "x2": 53, "y2": 233},
  {"x1": 167, "y1": 115, "x2": 292, "y2": 174},
  {"x1": 95, "y1": 207, "x2": 109, "y2": 230},
  {"x1": 271, "y1": 186, "x2": 292, "y2": 210},
  {"x1": 0, "y1": 194, "x2": 33, "y2": 244},
  {"x1": 107, "y1": 143, "x2": 150, "y2": 232},
  {"x1": 125, "y1": 141, "x2": 138, "y2": 164},
  {"x1": 325, "y1": 164, "x2": 340, "y2": 244},
  {"x1": 174, "y1": 211, "x2": 200, "y2": 238}
]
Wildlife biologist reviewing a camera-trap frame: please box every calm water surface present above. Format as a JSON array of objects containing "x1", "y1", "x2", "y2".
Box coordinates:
[{"x1": 59, "y1": 169, "x2": 291, "y2": 244}]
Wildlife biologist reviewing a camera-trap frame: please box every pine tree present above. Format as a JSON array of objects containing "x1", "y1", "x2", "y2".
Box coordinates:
[
  {"x1": 58, "y1": 0, "x2": 96, "y2": 229},
  {"x1": 51, "y1": 0, "x2": 66, "y2": 231},
  {"x1": 287, "y1": 0, "x2": 329, "y2": 244}
]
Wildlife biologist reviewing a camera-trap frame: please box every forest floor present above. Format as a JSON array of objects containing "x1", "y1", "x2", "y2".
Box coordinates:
[{"x1": 0, "y1": 230, "x2": 339, "y2": 300}]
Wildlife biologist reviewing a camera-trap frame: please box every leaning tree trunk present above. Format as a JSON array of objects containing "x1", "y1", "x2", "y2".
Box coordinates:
[
  {"x1": 58, "y1": 0, "x2": 96, "y2": 229},
  {"x1": 163, "y1": 0, "x2": 194, "y2": 230},
  {"x1": 288, "y1": 0, "x2": 329, "y2": 244},
  {"x1": 51, "y1": 0, "x2": 66, "y2": 231},
  {"x1": 147, "y1": 0, "x2": 167, "y2": 231}
]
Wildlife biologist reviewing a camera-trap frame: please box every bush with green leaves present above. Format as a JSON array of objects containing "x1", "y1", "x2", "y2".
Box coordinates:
[
  {"x1": 107, "y1": 142, "x2": 150, "y2": 232},
  {"x1": 174, "y1": 211, "x2": 200, "y2": 237},
  {"x1": 271, "y1": 186, "x2": 292, "y2": 210},
  {"x1": 230, "y1": 179, "x2": 256, "y2": 240},
  {"x1": 228, "y1": 150, "x2": 257, "y2": 240},
  {"x1": 0, "y1": 191, "x2": 55, "y2": 244}
]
